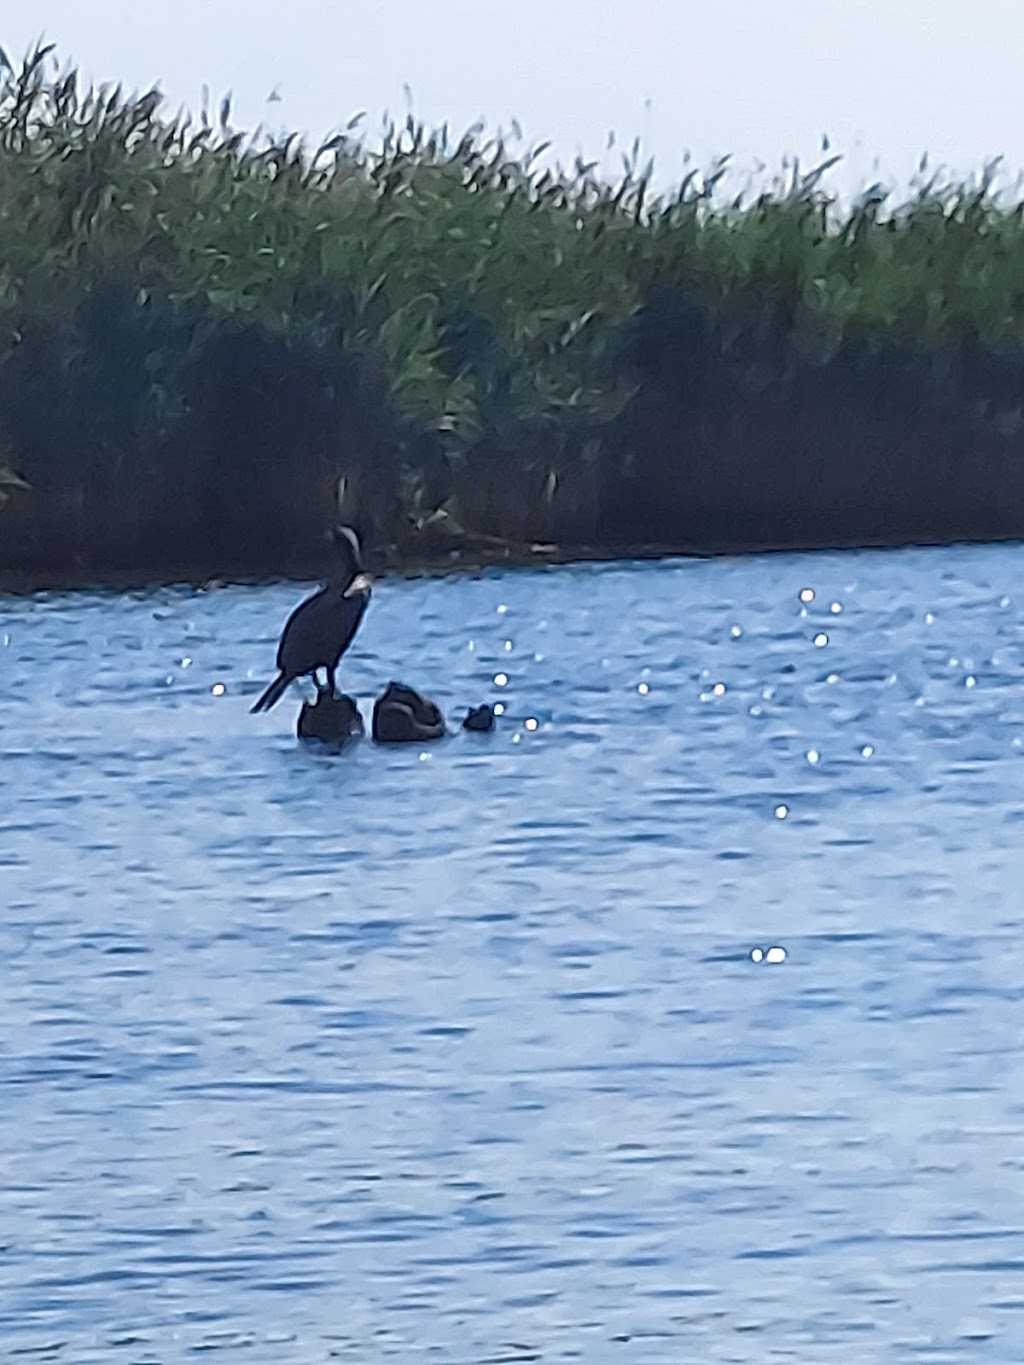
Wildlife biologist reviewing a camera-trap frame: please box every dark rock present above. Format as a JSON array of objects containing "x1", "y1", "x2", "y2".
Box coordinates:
[
  {"x1": 297, "y1": 689, "x2": 364, "y2": 749},
  {"x1": 372, "y1": 681, "x2": 447, "y2": 743},
  {"x1": 462, "y1": 703, "x2": 496, "y2": 732}
]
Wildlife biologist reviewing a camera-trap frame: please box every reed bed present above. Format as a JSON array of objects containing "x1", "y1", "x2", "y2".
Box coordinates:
[{"x1": 3, "y1": 42, "x2": 1024, "y2": 581}]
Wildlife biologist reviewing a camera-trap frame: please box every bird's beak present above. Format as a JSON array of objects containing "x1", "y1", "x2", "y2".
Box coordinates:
[{"x1": 343, "y1": 572, "x2": 373, "y2": 597}]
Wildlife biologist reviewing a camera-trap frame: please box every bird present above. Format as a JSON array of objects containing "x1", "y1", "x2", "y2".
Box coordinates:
[{"x1": 250, "y1": 525, "x2": 372, "y2": 713}]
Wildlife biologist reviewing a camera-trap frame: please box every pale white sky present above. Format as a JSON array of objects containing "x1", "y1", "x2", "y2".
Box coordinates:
[{"x1": 1, "y1": 0, "x2": 1020, "y2": 198}]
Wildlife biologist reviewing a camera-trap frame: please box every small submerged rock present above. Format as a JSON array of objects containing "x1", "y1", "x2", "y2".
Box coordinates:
[
  {"x1": 372, "y1": 681, "x2": 447, "y2": 743},
  {"x1": 462, "y1": 703, "x2": 496, "y2": 732},
  {"x1": 297, "y1": 689, "x2": 364, "y2": 749}
]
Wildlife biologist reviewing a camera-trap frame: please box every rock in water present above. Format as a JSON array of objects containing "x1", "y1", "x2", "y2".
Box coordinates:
[
  {"x1": 297, "y1": 690, "x2": 364, "y2": 749},
  {"x1": 372, "y1": 681, "x2": 447, "y2": 743},
  {"x1": 462, "y1": 703, "x2": 496, "y2": 732}
]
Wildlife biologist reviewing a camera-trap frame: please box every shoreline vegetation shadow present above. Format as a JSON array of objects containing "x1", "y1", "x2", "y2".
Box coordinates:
[{"x1": 2, "y1": 44, "x2": 1024, "y2": 588}]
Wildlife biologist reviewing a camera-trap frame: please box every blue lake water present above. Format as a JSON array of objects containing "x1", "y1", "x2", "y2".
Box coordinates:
[{"x1": 2, "y1": 544, "x2": 1024, "y2": 1362}]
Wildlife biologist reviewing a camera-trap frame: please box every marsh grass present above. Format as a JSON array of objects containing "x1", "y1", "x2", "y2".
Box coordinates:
[{"x1": 3, "y1": 42, "x2": 1024, "y2": 581}]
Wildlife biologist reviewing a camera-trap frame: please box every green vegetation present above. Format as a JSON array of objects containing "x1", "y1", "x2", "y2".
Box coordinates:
[{"x1": 3, "y1": 42, "x2": 1024, "y2": 583}]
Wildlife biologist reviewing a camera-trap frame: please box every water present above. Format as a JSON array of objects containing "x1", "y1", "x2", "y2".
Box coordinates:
[{"x1": 2, "y1": 543, "x2": 1024, "y2": 1362}]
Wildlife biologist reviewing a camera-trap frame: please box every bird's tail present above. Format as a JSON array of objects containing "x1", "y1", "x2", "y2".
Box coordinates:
[{"x1": 250, "y1": 671, "x2": 291, "y2": 713}]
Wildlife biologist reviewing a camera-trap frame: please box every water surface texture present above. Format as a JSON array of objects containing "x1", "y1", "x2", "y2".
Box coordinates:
[{"x1": 3, "y1": 545, "x2": 1024, "y2": 1362}]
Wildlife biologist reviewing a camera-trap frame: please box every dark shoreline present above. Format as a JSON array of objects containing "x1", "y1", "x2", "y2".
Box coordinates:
[{"x1": 2, "y1": 529, "x2": 1017, "y2": 598}]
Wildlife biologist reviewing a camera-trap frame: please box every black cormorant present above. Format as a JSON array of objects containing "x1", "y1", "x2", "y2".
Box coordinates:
[{"x1": 250, "y1": 525, "x2": 371, "y2": 713}]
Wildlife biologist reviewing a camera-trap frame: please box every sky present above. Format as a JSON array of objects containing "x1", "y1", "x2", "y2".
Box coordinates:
[{"x1": 2, "y1": 0, "x2": 1022, "y2": 200}]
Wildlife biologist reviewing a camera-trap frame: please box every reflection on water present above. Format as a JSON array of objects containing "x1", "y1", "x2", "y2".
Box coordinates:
[{"x1": 2, "y1": 543, "x2": 1024, "y2": 1361}]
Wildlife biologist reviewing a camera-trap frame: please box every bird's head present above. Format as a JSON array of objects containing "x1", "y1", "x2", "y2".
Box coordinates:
[
  {"x1": 326, "y1": 523, "x2": 362, "y2": 559},
  {"x1": 325, "y1": 524, "x2": 371, "y2": 593}
]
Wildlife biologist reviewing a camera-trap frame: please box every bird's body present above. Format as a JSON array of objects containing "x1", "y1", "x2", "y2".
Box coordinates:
[{"x1": 250, "y1": 526, "x2": 371, "y2": 713}]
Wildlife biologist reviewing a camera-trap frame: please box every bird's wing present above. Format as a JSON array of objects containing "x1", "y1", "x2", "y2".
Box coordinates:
[
  {"x1": 278, "y1": 586, "x2": 369, "y2": 674},
  {"x1": 276, "y1": 586, "x2": 330, "y2": 672},
  {"x1": 327, "y1": 590, "x2": 370, "y2": 665}
]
